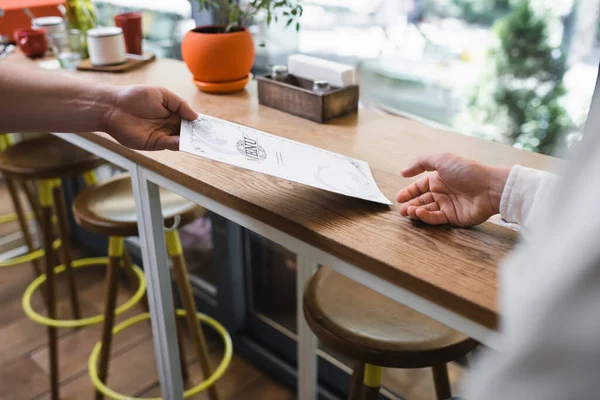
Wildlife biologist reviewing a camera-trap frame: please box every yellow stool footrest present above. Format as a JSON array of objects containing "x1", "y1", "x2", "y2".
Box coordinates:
[
  {"x1": 89, "y1": 310, "x2": 233, "y2": 400},
  {"x1": 0, "y1": 211, "x2": 34, "y2": 225},
  {"x1": 22, "y1": 257, "x2": 146, "y2": 328},
  {"x1": 0, "y1": 238, "x2": 61, "y2": 268}
]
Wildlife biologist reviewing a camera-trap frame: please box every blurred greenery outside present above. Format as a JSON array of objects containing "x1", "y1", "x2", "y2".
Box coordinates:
[{"x1": 93, "y1": 0, "x2": 599, "y2": 156}]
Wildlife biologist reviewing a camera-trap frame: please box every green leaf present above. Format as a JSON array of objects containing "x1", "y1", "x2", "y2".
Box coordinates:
[
  {"x1": 291, "y1": 8, "x2": 297, "y2": 15},
  {"x1": 296, "y1": 21, "x2": 300, "y2": 31},
  {"x1": 286, "y1": 18, "x2": 293, "y2": 27},
  {"x1": 266, "y1": 12, "x2": 272, "y2": 26}
]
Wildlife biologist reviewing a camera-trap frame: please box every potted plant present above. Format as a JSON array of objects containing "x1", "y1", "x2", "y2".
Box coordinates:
[{"x1": 182, "y1": 0, "x2": 302, "y2": 93}]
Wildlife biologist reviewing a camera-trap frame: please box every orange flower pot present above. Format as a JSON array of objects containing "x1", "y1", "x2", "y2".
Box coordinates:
[{"x1": 181, "y1": 26, "x2": 255, "y2": 93}]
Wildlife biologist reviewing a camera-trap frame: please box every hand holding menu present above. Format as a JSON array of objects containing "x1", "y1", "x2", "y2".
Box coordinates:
[{"x1": 179, "y1": 115, "x2": 392, "y2": 205}]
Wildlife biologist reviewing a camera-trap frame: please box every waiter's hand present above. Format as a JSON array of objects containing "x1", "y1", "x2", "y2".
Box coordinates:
[
  {"x1": 103, "y1": 85, "x2": 198, "y2": 151},
  {"x1": 396, "y1": 153, "x2": 510, "y2": 226}
]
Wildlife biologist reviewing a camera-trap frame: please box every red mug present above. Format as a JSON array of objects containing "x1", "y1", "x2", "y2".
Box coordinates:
[
  {"x1": 14, "y1": 28, "x2": 48, "y2": 58},
  {"x1": 114, "y1": 12, "x2": 142, "y2": 55}
]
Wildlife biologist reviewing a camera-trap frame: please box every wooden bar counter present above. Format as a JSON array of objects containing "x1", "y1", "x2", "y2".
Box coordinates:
[{"x1": 5, "y1": 52, "x2": 556, "y2": 399}]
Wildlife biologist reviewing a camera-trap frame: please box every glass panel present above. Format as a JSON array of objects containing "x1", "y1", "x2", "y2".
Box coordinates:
[
  {"x1": 179, "y1": 211, "x2": 217, "y2": 287},
  {"x1": 249, "y1": 0, "x2": 600, "y2": 155},
  {"x1": 246, "y1": 231, "x2": 298, "y2": 334}
]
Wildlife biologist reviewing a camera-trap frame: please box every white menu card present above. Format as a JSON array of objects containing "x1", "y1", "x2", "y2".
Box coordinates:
[{"x1": 179, "y1": 115, "x2": 392, "y2": 205}]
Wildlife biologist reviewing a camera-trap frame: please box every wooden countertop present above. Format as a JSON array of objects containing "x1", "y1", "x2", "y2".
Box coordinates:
[{"x1": 8, "y1": 53, "x2": 556, "y2": 329}]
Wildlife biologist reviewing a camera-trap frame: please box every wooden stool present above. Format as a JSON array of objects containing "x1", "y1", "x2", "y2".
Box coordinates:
[
  {"x1": 0, "y1": 135, "x2": 104, "y2": 400},
  {"x1": 73, "y1": 174, "x2": 220, "y2": 400},
  {"x1": 0, "y1": 135, "x2": 97, "y2": 273},
  {"x1": 303, "y1": 267, "x2": 478, "y2": 400},
  {"x1": 0, "y1": 134, "x2": 42, "y2": 261}
]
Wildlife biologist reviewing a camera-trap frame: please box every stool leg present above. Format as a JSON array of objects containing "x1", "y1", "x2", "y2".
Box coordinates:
[
  {"x1": 22, "y1": 180, "x2": 42, "y2": 229},
  {"x1": 172, "y1": 282, "x2": 190, "y2": 383},
  {"x1": 363, "y1": 364, "x2": 383, "y2": 400},
  {"x1": 95, "y1": 237, "x2": 124, "y2": 400},
  {"x1": 52, "y1": 182, "x2": 81, "y2": 321},
  {"x1": 432, "y1": 364, "x2": 452, "y2": 400},
  {"x1": 348, "y1": 362, "x2": 365, "y2": 400},
  {"x1": 166, "y1": 230, "x2": 219, "y2": 400},
  {"x1": 5, "y1": 178, "x2": 44, "y2": 279},
  {"x1": 83, "y1": 170, "x2": 98, "y2": 187},
  {"x1": 38, "y1": 180, "x2": 59, "y2": 400},
  {"x1": 122, "y1": 252, "x2": 149, "y2": 313}
]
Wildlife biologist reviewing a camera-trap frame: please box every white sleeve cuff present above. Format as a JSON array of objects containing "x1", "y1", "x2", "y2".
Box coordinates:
[{"x1": 499, "y1": 165, "x2": 556, "y2": 229}]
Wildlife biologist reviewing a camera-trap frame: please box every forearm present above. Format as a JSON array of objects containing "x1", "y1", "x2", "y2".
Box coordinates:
[{"x1": 0, "y1": 63, "x2": 116, "y2": 133}]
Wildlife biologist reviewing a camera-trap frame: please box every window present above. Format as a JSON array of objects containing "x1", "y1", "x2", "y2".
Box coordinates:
[{"x1": 250, "y1": 0, "x2": 600, "y2": 155}]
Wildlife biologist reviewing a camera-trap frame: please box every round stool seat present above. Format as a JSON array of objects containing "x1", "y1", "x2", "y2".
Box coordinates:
[
  {"x1": 73, "y1": 174, "x2": 204, "y2": 237},
  {"x1": 304, "y1": 268, "x2": 477, "y2": 368},
  {"x1": 0, "y1": 136, "x2": 103, "y2": 180}
]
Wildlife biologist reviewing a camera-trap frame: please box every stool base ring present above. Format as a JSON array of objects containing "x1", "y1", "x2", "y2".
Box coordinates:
[
  {"x1": 89, "y1": 310, "x2": 233, "y2": 400},
  {"x1": 22, "y1": 257, "x2": 146, "y2": 328}
]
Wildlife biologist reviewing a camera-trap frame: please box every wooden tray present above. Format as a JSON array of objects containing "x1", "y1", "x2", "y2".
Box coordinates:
[
  {"x1": 77, "y1": 53, "x2": 156, "y2": 73},
  {"x1": 257, "y1": 74, "x2": 359, "y2": 123}
]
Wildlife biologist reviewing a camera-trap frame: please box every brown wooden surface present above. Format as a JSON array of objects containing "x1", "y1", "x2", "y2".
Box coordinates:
[
  {"x1": 432, "y1": 364, "x2": 451, "y2": 400},
  {"x1": 77, "y1": 53, "x2": 156, "y2": 73},
  {"x1": 257, "y1": 74, "x2": 359, "y2": 123},
  {"x1": 304, "y1": 267, "x2": 477, "y2": 368},
  {"x1": 7, "y1": 52, "x2": 558, "y2": 330},
  {"x1": 348, "y1": 362, "x2": 366, "y2": 400}
]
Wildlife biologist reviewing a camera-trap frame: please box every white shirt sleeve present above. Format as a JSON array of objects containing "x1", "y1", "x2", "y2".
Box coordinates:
[
  {"x1": 498, "y1": 165, "x2": 557, "y2": 231},
  {"x1": 463, "y1": 136, "x2": 600, "y2": 399}
]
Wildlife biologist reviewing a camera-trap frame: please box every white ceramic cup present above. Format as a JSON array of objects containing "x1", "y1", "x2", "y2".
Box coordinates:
[
  {"x1": 32, "y1": 16, "x2": 67, "y2": 49},
  {"x1": 87, "y1": 27, "x2": 126, "y2": 66}
]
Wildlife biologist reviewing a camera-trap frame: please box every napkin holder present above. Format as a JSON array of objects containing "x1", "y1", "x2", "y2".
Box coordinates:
[{"x1": 257, "y1": 74, "x2": 359, "y2": 124}]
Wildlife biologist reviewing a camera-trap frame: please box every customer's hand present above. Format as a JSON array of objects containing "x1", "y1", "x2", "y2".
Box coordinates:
[
  {"x1": 103, "y1": 85, "x2": 198, "y2": 151},
  {"x1": 396, "y1": 153, "x2": 510, "y2": 227}
]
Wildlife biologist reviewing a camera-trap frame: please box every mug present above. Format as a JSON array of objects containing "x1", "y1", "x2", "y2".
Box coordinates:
[
  {"x1": 14, "y1": 28, "x2": 48, "y2": 58},
  {"x1": 114, "y1": 12, "x2": 142, "y2": 55},
  {"x1": 86, "y1": 27, "x2": 126, "y2": 66},
  {"x1": 32, "y1": 16, "x2": 67, "y2": 48}
]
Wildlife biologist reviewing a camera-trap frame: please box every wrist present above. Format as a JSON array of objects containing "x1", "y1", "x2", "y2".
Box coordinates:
[
  {"x1": 94, "y1": 84, "x2": 120, "y2": 134},
  {"x1": 488, "y1": 166, "x2": 511, "y2": 214}
]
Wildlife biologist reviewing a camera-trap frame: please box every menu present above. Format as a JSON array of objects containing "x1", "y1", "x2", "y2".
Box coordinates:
[{"x1": 179, "y1": 115, "x2": 392, "y2": 205}]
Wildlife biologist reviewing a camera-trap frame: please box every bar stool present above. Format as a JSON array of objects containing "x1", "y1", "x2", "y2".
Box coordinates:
[
  {"x1": 0, "y1": 134, "x2": 65, "y2": 274},
  {"x1": 0, "y1": 134, "x2": 40, "y2": 260},
  {"x1": 71, "y1": 174, "x2": 226, "y2": 400},
  {"x1": 303, "y1": 267, "x2": 478, "y2": 400},
  {"x1": 0, "y1": 135, "x2": 105, "y2": 399}
]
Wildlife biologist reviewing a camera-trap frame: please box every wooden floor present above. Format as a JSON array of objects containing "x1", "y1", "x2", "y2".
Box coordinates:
[{"x1": 0, "y1": 183, "x2": 294, "y2": 400}]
